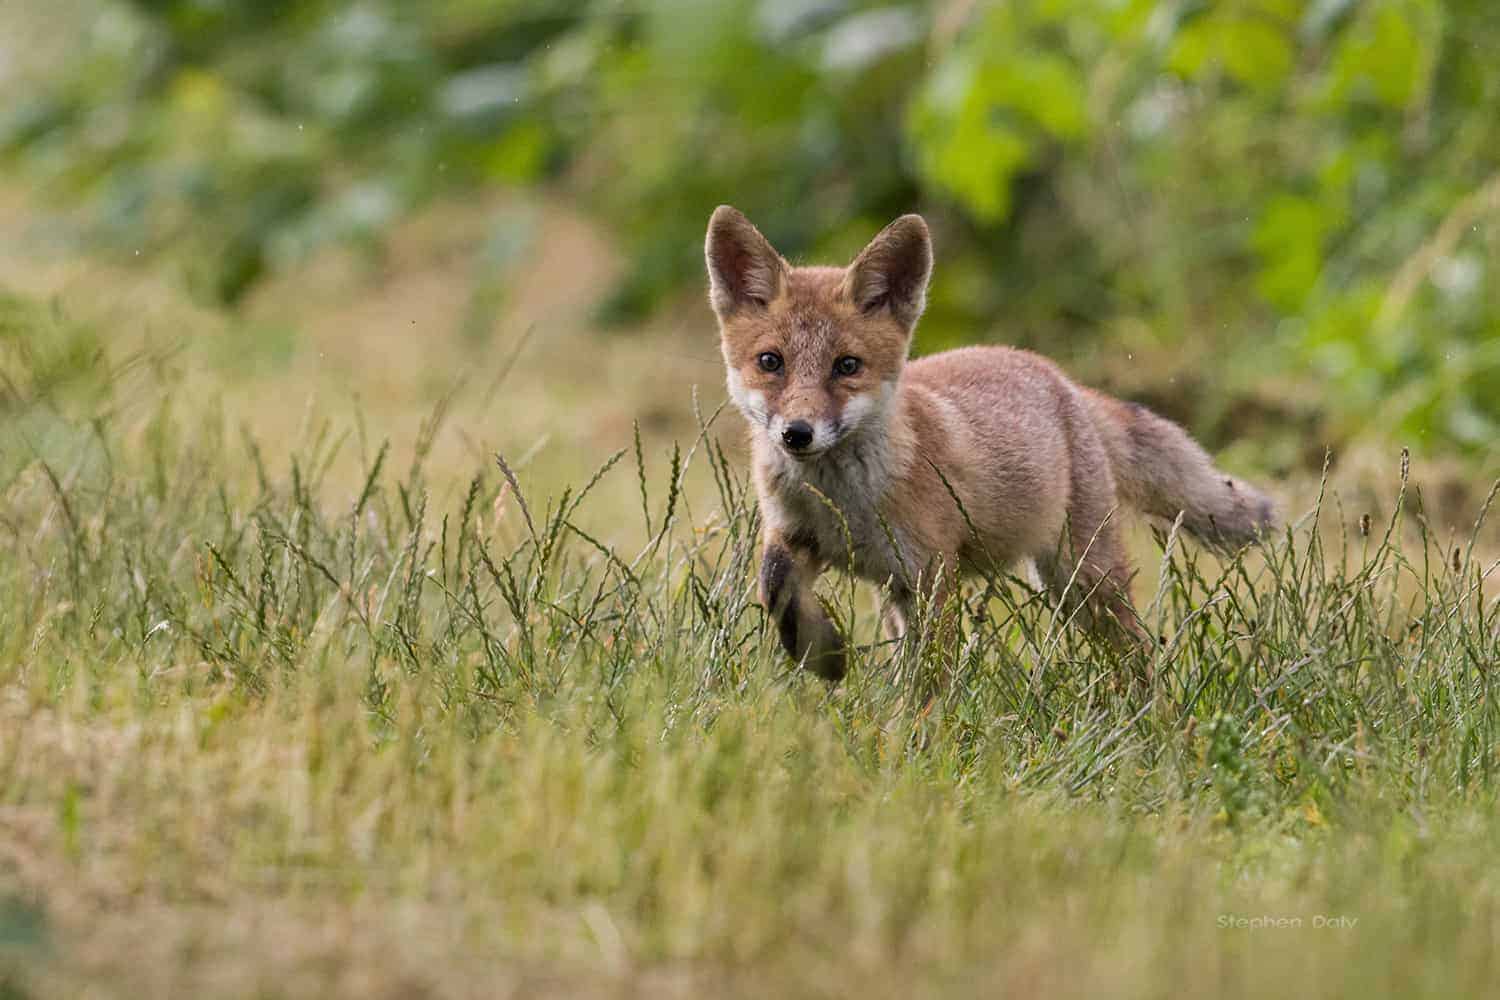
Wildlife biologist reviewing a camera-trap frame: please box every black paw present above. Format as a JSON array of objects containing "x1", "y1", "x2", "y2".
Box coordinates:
[
  {"x1": 760, "y1": 545, "x2": 793, "y2": 612},
  {"x1": 772, "y1": 595, "x2": 846, "y2": 682}
]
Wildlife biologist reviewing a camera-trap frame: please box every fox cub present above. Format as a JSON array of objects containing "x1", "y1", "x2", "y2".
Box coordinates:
[{"x1": 706, "y1": 206, "x2": 1275, "y2": 680}]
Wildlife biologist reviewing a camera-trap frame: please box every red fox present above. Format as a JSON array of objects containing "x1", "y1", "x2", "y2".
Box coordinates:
[{"x1": 706, "y1": 206, "x2": 1276, "y2": 681}]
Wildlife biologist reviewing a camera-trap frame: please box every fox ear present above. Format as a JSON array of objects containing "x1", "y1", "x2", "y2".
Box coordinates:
[
  {"x1": 705, "y1": 206, "x2": 788, "y2": 319},
  {"x1": 844, "y1": 214, "x2": 932, "y2": 329}
]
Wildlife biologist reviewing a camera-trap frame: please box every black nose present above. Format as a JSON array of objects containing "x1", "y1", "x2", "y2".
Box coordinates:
[{"x1": 781, "y1": 420, "x2": 814, "y2": 451}]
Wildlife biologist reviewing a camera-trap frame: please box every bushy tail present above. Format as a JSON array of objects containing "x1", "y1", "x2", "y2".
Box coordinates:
[{"x1": 1083, "y1": 389, "x2": 1275, "y2": 549}]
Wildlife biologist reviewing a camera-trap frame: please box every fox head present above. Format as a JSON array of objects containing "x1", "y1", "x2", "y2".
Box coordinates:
[{"x1": 705, "y1": 206, "x2": 932, "y2": 461}]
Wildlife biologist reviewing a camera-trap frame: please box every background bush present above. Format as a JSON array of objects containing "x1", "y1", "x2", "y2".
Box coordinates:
[{"x1": 5, "y1": 0, "x2": 1499, "y2": 459}]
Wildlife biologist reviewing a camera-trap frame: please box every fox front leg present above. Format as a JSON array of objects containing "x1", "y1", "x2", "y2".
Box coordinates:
[
  {"x1": 882, "y1": 556, "x2": 959, "y2": 648},
  {"x1": 759, "y1": 542, "x2": 846, "y2": 681},
  {"x1": 882, "y1": 557, "x2": 961, "y2": 699}
]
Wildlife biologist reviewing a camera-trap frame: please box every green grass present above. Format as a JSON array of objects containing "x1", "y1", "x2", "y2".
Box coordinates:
[{"x1": 2, "y1": 290, "x2": 1500, "y2": 998}]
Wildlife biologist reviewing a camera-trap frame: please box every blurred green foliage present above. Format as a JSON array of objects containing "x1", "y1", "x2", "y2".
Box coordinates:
[{"x1": 4, "y1": 0, "x2": 1499, "y2": 457}]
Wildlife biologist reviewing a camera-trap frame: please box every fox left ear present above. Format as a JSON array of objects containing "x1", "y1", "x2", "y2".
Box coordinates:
[
  {"x1": 705, "y1": 205, "x2": 789, "y2": 320},
  {"x1": 844, "y1": 214, "x2": 932, "y2": 329}
]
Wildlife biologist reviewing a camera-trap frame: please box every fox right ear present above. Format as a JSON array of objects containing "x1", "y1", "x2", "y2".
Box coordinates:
[
  {"x1": 844, "y1": 214, "x2": 932, "y2": 330},
  {"x1": 705, "y1": 206, "x2": 787, "y2": 319}
]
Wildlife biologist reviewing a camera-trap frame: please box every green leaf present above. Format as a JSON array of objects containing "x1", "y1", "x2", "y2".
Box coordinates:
[
  {"x1": 1252, "y1": 194, "x2": 1340, "y2": 310},
  {"x1": 1170, "y1": 12, "x2": 1295, "y2": 94},
  {"x1": 1325, "y1": 1, "x2": 1436, "y2": 110}
]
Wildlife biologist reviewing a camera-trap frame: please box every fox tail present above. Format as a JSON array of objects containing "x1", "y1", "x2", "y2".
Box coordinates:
[{"x1": 1085, "y1": 390, "x2": 1276, "y2": 549}]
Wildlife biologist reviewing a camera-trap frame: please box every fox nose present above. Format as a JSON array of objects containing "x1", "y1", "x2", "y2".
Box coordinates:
[{"x1": 781, "y1": 420, "x2": 815, "y2": 452}]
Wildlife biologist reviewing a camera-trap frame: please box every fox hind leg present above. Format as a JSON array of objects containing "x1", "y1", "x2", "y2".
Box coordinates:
[{"x1": 1036, "y1": 502, "x2": 1150, "y2": 653}]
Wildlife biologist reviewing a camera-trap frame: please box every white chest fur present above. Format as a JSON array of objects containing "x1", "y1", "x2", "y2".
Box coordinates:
[{"x1": 758, "y1": 438, "x2": 913, "y2": 588}]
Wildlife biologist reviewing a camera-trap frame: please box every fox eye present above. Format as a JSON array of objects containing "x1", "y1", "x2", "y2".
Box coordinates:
[
  {"x1": 833, "y1": 355, "x2": 861, "y2": 377},
  {"x1": 757, "y1": 351, "x2": 783, "y2": 373}
]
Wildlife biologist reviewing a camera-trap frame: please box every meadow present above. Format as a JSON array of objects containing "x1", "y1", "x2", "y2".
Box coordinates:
[{"x1": 1, "y1": 203, "x2": 1498, "y2": 997}]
